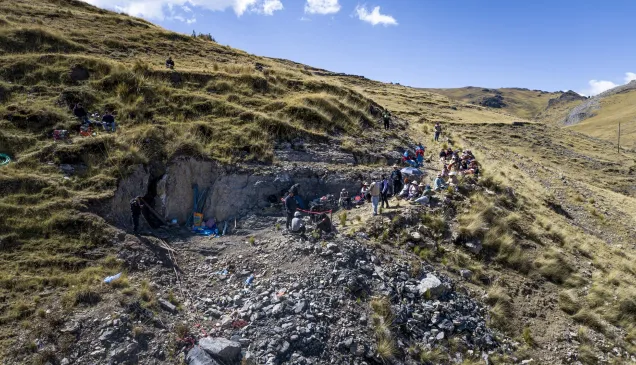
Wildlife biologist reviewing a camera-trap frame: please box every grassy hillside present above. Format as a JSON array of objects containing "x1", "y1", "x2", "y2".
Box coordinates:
[
  {"x1": 568, "y1": 90, "x2": 636, "y2": 149},
  {"x1": 0, "y1": 0, "x2": 404, "y2": 358},
  {"x1": 423, "y1": 86, "x2": 562, "y2": 120},
  {"x1": 1, "y1": 0, "x2": 636, "y2": 363},
  {"x1": 536, "y1": 98, "x2": 584, "y2": 125}
]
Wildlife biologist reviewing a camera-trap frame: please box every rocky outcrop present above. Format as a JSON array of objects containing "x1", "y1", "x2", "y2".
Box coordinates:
[
  {"x1": 107, "y1": 157, "x2": 375, "y2": 228},
  {"x1": 547, "y1": 90, "x2": 585, "y2": 107},
  {"x1": 563, "y1": 81, "x2": 636, "y2": 126},
  {"x1": 479, "y1": 94, "x2": 506, "y2": 108}
]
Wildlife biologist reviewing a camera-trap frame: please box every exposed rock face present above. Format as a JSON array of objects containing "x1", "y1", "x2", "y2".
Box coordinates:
[
  {"x1": 107, "y1": 157, "x2": 374, "y2": 227},
  {"x1": 563, "y1": 81, "x2": 636, "y2": 125},
  {"x1": 107, "y1": 164, "x2": 150, "y2": 224},
  {"x1": 479, "y1": 94, "x2": 506, "y2": 108},
  {"x1": 547, "y1": 90, "x2": 586, "y2": 107}
]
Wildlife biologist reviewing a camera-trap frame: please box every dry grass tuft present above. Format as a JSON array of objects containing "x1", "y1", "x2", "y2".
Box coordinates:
[{"x1": 558, "y1": 289, "x2": 581, "y2": 315}]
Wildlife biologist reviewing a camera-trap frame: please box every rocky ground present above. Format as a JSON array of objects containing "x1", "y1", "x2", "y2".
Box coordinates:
[{"x1": 60, "y1": 209, "x2": 515, "y2": 365}]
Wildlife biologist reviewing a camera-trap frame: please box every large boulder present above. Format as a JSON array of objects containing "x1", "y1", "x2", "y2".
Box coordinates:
[
  {"x1": 199, "y1": 337, "x2": 241, "y2": 363},
  {"x1": 417, "y1": 273, "x2": 449, "y2": 299},
  {"x1": 186, "y1": 347, "x2": 220, "y2": 365}
]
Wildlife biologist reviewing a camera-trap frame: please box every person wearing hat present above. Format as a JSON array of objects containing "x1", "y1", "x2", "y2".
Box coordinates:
[
  {"x1": 449, "y1": 171, "x2": 459, "y2": 185},
  {"x1": 390, "y1": 165, "x2": 403, "y2": 196},
  {"x1": 413, "y1": 184, "x2": 432, "y2": 205},
  {"x1": 360, "y1": 182, "x2": 370, "y2": 201},
  {"x1": 290, "y1": 211, "x2": 306, "y2": 235},
  {"x1": 339, "y1": 188, "x2": 351, "y2": 209},
  {"x1": 434, "y1": 173, "x2": 447, "y2": 191},
  {"x1": 408, "y1": 181, "x2": 419, "y2": 200},
  {"x1": 284, "y1": 190, "x2": 297, "y2": 231},
  {"x1": 369, "y1": 179, "x2": 382, "y2": 215}
]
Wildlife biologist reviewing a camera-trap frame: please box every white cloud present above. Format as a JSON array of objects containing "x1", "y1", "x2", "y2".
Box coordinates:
[
  {"x1": 580, "y1": 72, "x2": 636, "y2": 96},
  {"x1": 304, "y1": 0, "x2": 340, "y2": 14},
  {"x1": 583, "y1": 80, "x2": 618, "y2": 96},
  {"x1": 186, "y1": 17, "x2": 197, "y2": 23},
  {"x1": 300, "y1": 16, "x2": 311, "y2": 21},
  {"x1": 84, "y1": 0, "x2": 283, "y2": 19},
  {"x1": 261, "y1": 0, "x2": 283, "y2": 15},
  {"x1": 355, "y1": 5, "x2": 397, "y2": 26}
]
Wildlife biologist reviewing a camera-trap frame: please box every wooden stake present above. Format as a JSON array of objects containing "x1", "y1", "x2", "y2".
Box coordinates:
[{"x1": 618, "y1": 122, "x2": 621, "y2": 153}]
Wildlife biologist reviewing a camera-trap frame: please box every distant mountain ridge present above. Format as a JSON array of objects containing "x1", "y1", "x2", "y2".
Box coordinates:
[
  {"x1": 563, "y1": 80, "x2": 636, "y2": 126},
  {"x1": 422, "y1": 86, "x2": 563, "y2": 120}
]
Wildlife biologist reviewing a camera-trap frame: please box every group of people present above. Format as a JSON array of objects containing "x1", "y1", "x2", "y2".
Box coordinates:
[
  {"x1": 284, "y1": 187, "x2": 333, "y2": 237},
  {"x1": 397, "y1": 180, "x2": 434, "y2": 205},
  {"x1": 402, "y1": 144, "x2": 426, "y2": 167},
  {"x1": 434, "y1": 148, "x2": 480, "y2": 191},
  {"x1": 73, "y1": 103, "x2": 117, "y2": 133}
]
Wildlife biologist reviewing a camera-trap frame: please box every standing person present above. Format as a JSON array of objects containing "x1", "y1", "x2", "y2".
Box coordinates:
[
  {"x1": 390, "y1": 165, "x2": 403, "y2": 196},
  {"x1": 369, "y1": 179, "x2": 381, "y2": 216},
  {"x1": 434, "y1": 122, "x2": 442, "y2": 142},
  {"x1": 382, "y1": 110, "x2": 391, "y2": 130},
  {"x1": 339, "y1": 188, "x2": 351, "y2": 209},
  {"x1": 101, "y1": 110, "x2": 116, "y2": 132},
  {"x1": 130, "y1": 196, "x2": 144, "y2": 233},
  {"x1": 284, "y1": 190, "x2": 297, "y2": 231},
  {"x1": 380, "y1": 175, "x2": 390, "y2": 209},
  {"x1": 415, "y1": 145, "x2": 425, "y2": 167}
]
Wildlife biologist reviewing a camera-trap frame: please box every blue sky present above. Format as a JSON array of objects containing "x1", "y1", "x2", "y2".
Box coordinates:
[{"x1": 85, "y1": 0, "x2": 636, "y2": 95}]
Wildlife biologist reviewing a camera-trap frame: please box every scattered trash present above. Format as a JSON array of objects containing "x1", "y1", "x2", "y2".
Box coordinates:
[
  {"x1": 356, "y1": 232, "x2": 370, "y2": 240},
  {"x1": 222, "y1": 221, "x2": 228, "y2": 236},
  {"x1": 231, "y1": 319, "x2": 248, "y2": 328},
  {"x1": 193, "y1": 212, "x2": 204, "y2": 227},
  {"x1": 245, "y1": 274, "x2": 255, "y2": 286},
  {"x1": 215, "y1": 269, "x2": 228, "y2": 276},
  {"x1": 0, "y1": 154, "x2": 10, "y2": 166},
  {"x1": 170, "y1": 218, "x2": 178, "y2": 225},
  {"x1": 104, "y1": 272, "x2": 122, "y2": 283},
  {"x1": 52, "y1": 130, "x2": 70, "y2": 142},
  {"x1": 192, "y1": 227, "x2": 219, "y2": 236}
]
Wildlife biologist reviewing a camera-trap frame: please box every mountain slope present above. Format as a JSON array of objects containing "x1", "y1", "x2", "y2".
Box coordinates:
[
  {"x1": 566, "y1": 88, "x2": 636, "y2": 149},
  {"x1": 422, "y1": 86, "x2": 564, "y2": 120},
  {"x1": 1, "y1": 1, "x2": 636, "y2": 364}
]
